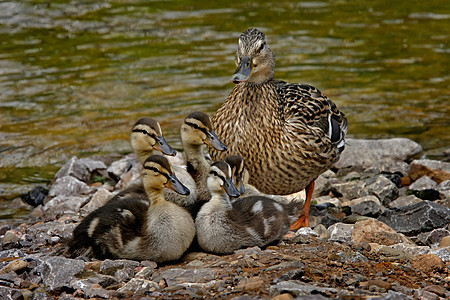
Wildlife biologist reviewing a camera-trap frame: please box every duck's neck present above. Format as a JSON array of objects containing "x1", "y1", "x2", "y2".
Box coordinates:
[
  {"x1": 135, "y1": 149, "x2": 152, "y2": 165},
  {"x1": 210, "y1": 192, "x2": 233, "y2": 211},
  {"x1": 142, "y1": 181, "x2": 165, "y2": 206},
  {"x1": 183, "y1": 143, "x2": 211, "y2": 201}
]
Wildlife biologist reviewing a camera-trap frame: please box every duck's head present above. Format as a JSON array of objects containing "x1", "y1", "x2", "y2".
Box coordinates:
[
  {"x1": 141, "y1": 155, "x2": 190, "y2": 195},
  {"x1": 224, "y1": 155, "x2": 247, "y2": 194},
  {"x1": 181, "y1": 112, "x2": 227, "y2": 151},
  {"x1": 130, "y1": 118, "x2": 177, "y2": 161},
  {"x1": 207, "y1": 161, "x2": 240, "y2": 198},
  {"x1": 232, "y1": 28, "x2": 275, "y2": 85}
]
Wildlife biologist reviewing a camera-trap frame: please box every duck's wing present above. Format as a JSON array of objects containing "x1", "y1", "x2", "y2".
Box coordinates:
[{"x1": 275, "y1": 81, "x2": 348, "y2": 152}]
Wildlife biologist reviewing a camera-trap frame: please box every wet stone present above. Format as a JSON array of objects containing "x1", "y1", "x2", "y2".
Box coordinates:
[{"x1": 21, "y1": 186, "x2": 49, "y2": 207}]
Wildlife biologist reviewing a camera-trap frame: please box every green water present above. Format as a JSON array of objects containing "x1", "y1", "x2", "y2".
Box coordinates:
[{"x1": 0, "y1": 1, "x2": 449, "y2": 218}]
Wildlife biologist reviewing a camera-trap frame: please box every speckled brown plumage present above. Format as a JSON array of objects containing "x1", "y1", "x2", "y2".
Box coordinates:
[{"x1": 211, "y1": 29, "x2": 347, "y2": 196}]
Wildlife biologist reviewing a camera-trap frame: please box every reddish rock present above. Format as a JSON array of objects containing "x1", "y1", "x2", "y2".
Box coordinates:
[
  {"x1": 367, "y1": 279, "x2": 391, "y2": 290},
  {"x1": 409, "y1": 161, "x2": 450, "y2": 184},
  {"x1": 351, "y1": 219, "x2": 411, "y2": 246},
  {"x1": 411, "y1": 254, "x2": 445, "y2": 273}
]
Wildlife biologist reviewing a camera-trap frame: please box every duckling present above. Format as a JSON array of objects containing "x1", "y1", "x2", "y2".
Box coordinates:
[
  {"x1": 224, "y1": 155, "x2": 289, "y2": 204},
  {"x1": 130, "y1": 117, "x2": 198, "y2": 206},
  {"x1": 195, "y1": 161, "x2": 301, "y2": 254},
  {"x1": 66, "y1": 155, "x2": 195, "y2": 263},
  {"x1": 180, "y1": 112, "x2": 227, "y2": 215},
  {"x1": 211, "y1": 28, "x2": 348, "y2": 229}
]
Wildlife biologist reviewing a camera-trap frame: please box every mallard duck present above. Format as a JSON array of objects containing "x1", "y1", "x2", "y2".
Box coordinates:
[
  {"x1": 211, "y1": 28, "x2": 348, "y2": 229},
  {"x1": 130, "y1": 117, "x2": 198, "y2": 206},
  {"x1": 66, "y1": 155, "x2": 195, "y2": 263},
  {"x1": 195, "y1": 161, "x2": 300, "y2": 254}
]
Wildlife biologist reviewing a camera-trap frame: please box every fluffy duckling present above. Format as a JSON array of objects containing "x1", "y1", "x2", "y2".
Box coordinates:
[
  {"x1": 196, "y1": 161, "x2": 301, "y2": 254},
  {"x1": 66, "y1": 155, "x2": 195, "y2": 263},
  {"x1": 180, "y1": 112, "x2": 227, "y2": 215},
  {"x1": 130, "y1": 117, "x2": 198, "y2": 206},
  {"x1": 225, "y1": 155, "x2": 289, "y2": 204}
]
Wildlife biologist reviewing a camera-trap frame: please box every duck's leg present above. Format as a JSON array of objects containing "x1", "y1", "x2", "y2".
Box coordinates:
[{"x1": 289, "y1": 181, "x2": 314, "y2": 229}]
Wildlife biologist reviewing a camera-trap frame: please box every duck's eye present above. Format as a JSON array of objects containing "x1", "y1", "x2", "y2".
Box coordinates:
[
  {"x1": 258, "y1": 42, "x2": 265, "y2": 52},
  {"x1": 192, "y1": 123, "x2": 199, "y2": 130},
  {"x1": 210, "y1": 170, "x2": 218, "y2": 177}
]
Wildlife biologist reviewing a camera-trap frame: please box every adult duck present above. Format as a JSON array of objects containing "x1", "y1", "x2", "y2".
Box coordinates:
[{"x1": 211, "y1": 28, "x2": 348, "y2": 229}]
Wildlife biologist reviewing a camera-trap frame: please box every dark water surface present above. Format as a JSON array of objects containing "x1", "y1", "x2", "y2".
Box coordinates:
[{"x1": 0, "y1": 1, "x2": 449, "y2": 219}]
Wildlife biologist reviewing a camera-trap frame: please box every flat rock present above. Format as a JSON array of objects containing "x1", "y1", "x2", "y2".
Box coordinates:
[
  {"x1": 378, "y1": 201, "x2": 450, "y2": 235},
  {"x1": 99, "y1": 259, "x2": 140, "y2": 275},
  {"x1": 327, "y1": 223, "x2": 354, "y2": 243},
  {"x1": 331, "y1": 180, "x2": 367, "y2": 200},
  {"x1": 345, "y1": 195, "x2": 384, "y2": 216},
  {"x1": 80, "y1": 188, "x2": 114, "y2": 215},
  {"x1": 352, "y1": 219, "x2": 412, "y2": 246},
  {"x1": 117, "y1": 278, "x2": 159, "y2": 293},
  {"x1": 411, "y1": 254, "x2": 444, "y2": 273},
  {"x1": 409, "y1": 159, "x2": 450, "y2": 183},
  {"x1": 43, "y1": 195, "x2": 89, "y2": 217},
  {"x1": 157, "y1": 268, "x2": 218, "y2": 286},
  {"x1": 34, "y1": 256, "x2": 85, "y2": 291},
  {"x1": 269, "y1": 280, "x2": 338, "y2": 297},
  {"x1": 409, "y1": 175, "x2": 438, "y2": 191},
  {"x1": 388, "y1": 195, "x2": 422, "y2": 209},
  {"x1": 335, "y1": 138, "x2": 422, "y2": 171},
  {"x1": 390, "y1": 243, "x2": 430, "y2": 256},
  {"x1": 48, "y1": 176, "x2": 93, "y2": 198}
]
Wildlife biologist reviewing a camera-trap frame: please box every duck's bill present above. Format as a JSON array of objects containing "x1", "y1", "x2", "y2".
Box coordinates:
[
  {"x1": 154, "y1": 135, "x2": 177, "y2": 156},
  {"x1": 165, "y1": 173, "x2": 190, "y2": 196},
  {"x1": 223, "y1": 178, "x2": 240, "y2": 198},
  {"x1": 239, "y1": 181, "x2": 245, "y2": 194},
  {"x1": 231, "y1": 57, "x2": 252, "y2": 84},
  {"x1": 205, "y1": 131, "x2": 227, "y2": 151}
]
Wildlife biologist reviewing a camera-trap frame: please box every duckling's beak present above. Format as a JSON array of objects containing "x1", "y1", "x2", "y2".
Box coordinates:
[
  {"x1": 205, "y1": 131, "x2": 227, "y2": 151},
  {"x1": 223, "y1": 178, "x2": 240, "y2": 198},
  {"x1": 231, "y1": 57, "x2": 252, "y2": 84},
  {"x1": 165, "y1": 173, "x2": 190, "y2": 196},
  {"x1": 239, "y1": 181, "x2": 245, "y2": 194},
  {"x1": 154, "y1": 136, "x2": 177, "y2": 156}
]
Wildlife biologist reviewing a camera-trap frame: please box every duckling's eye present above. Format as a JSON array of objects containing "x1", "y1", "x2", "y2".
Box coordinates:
[
  {"x1": 192, "y1": 123, "x2": 199, "y2": 130},
  {"x1": 210, "y1": 170, "x2": 218, "y2": 177},
  {"x1": 146, "y1": 166, "x2": 159, "y2": 173}
]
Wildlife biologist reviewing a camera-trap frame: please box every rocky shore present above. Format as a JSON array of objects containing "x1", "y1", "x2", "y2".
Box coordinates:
[{"x1": 1, "y1": 137, "x2": 449, "y2": 299}]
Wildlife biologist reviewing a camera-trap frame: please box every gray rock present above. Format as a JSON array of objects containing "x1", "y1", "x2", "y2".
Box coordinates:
[
  {"x1": 409, "y1": 175, "x2": 438, "y2": 191},
  {"x1": 369, "y1": 290, "x2": 410, "y2": 299},
  {"x1": 410, "y1": 159, "x2": 450, "y2": 173},
  {"x1": 336, "y1": 251, "x2": 368, "y2": 263},
  {"x1": 269, "y1": 280, "x2": 338, "y2": 297},
  {"x1": 430, "y1": 246, "x2": 450, "y2": 262},
  {"x1": 157, "y1": 268, "x2": 218, "y2": 286},
  {"x1": 99, "y1": 259, "x2": 139, "y2": 275},
  {"x1": 295, "y1": 227, "x2": 319, "y2": 237},
  {"x1": 234, "y1": 246, "x2": 263, "y2": 257},
  {"x1": 390, "y1": 243, "x2": 430, "y2": 256},
  {"x1": 1, "y1": 230, "x2": 20, "y2": 245},
  {"x1": 80, "y1": 188, "x2": 114, "y2": 216},
  {"x1": 48, "y1": 176, "x2": 93, "y2": 198},
  {"x1": 35, "y1": 256, "x2": 85, "y2": 291},
  {"x1": 327, "y1": 223, "x2": 354, "y2": 243},
  {"x1": 54, "y1": 156, "x2": 90, "y2": 183},
  {"x1": 114, "y1": 267, "x2": 135, "y2": 282},
  {"x1": 312, "y1": 174, "x2": 332, "y2": 198},
  {"x1": 363, "y1": 175, "x2": 398, "y2": 206},
  {"x1": 331, "y1": 180, "x2": 367, "y2": 200},
  {"x1": 0, "y1": 249, "x2": 26, "y2": 258},
  {"x1": 335, "y1": 138, "x2": 422, "y2": 170},
  {"x1": 43, "y1": 195, "x2": 89, "y2": 217},
  {"x1": 314, "y1": 196, "x2": 341, "y2": 208},
  {"x1": 437, "y1": 180, "x2": 450, "y2": 198},
  {"x1": 0, "y1": 286, "x2": 21, "y2": 300},
  {"x1": 346, "y1": 195, "x2": 384, "y2": 216},
  {"x1": 107, "y1": 155, "x2": 137, "y2": 181},
  {"x1": 417, "y1": 228, "x2": 450, "y2": 247},
  {"x1": 115, "y1": 164, "x2": 141, "y2": 190},
  {"x1": 378, "y1": 201, "x2": 450, "y2": 235},
  {"x1": 118, "y1": 278, "x2": 159, "y2": 293},
  {"x1": 388, "y1": 195, "x2": 422, "y2": 209}
]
